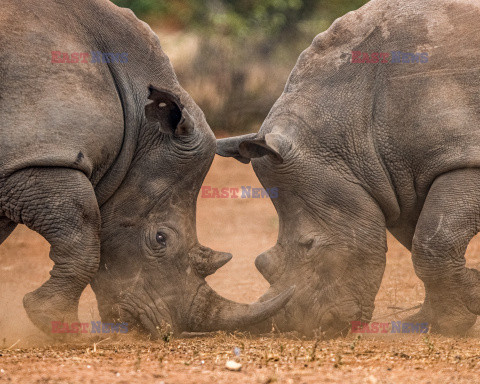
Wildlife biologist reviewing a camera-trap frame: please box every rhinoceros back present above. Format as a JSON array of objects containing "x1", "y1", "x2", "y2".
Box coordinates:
[
  {"x1": 281, "y1": 0, "x2": 480, "y2": 193},
  {"x1": 0, "y1": 0, "x2": 128, "y2": 181}
]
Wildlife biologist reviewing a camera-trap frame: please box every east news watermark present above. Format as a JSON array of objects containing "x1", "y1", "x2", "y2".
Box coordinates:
[
  {"x1": 351, "y1": 321, "x2": 429, "y2": 334},
  {"x1": 201, "y1": 186, "x2": 278, "y2": 199},
  {"x1": 51, "y1": 51, "x2": 128, "y2": 64},
  {"x1": 51, "y1": 321, "x2": 128, "y2": 334},
  {"x1": 350, "y1": 51, "x2": 429, "y2": 64}
]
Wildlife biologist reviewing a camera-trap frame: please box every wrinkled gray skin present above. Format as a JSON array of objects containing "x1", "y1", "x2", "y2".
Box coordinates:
[
  {"x1": 218, "y1": 0, "x2": 480, "y2": 337},
  {"x1": 0, "y1": 0, "x2": 293, "y2": 337}
]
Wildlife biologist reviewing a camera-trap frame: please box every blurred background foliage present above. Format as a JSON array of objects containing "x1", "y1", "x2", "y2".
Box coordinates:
[{"x1": 112, "y1": 0, "x2": 368, "y2": 134}]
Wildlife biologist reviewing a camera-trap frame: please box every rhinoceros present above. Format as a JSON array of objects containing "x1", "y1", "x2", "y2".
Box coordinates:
[
  {"x1": 0, "y1": 0, "x2": 294, "y2": 336},
  {"x1": 217, "y1": 0, "x2": 480, "y2": 336}
]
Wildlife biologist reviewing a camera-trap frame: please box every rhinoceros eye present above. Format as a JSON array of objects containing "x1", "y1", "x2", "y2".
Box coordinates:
[{"x1": 155, "y1": 231, "x2": 167, "y2": 247}]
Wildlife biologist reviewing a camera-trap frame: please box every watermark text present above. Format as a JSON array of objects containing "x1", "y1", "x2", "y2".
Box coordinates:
[
  {"x1": 351, "y1": 51, "x2": 429, "y2": 64},
  {"x1": 201, "y1": 186, "x2": 278, "y2": 199},
  {"x1": 51, "y1": 321, "x2": 128, "y2": 334},
  {"x1": 51, "y1": 51, "x2": 128, "y2": 64},
  {"x1": 351, "y1": 321, "x2": 429, "y2": 334}
]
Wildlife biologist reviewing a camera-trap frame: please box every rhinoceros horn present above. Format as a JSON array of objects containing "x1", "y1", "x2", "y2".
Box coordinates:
[{"x1": 188, "y1": 284, "x2": 295, "y2": 332}]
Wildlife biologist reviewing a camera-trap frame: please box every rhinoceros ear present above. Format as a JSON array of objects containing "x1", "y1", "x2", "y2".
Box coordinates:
[
  {"x1": 145, "y1": 85, "x2": 195, "y2": 136},
  {"x1": 238, "y1": 132, "x2": 291, "y2": 164},
  {"x1": 216, "y1": 133, "x2": 257, "y2": 164}
]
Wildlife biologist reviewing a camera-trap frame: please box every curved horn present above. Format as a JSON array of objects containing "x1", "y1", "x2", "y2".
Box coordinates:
[{"x1": 188, "y1": 284, "x2": 295, "y2": 332}]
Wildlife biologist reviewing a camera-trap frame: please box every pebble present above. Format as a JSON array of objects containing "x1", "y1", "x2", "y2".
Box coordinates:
[{"x1": 225, "y1": 360, "x2": 242, "y2": 371}]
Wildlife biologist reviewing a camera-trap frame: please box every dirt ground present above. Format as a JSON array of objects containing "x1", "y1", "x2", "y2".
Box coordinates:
[{"x1": 1, "y1": 156, "x2": 480, "y2": 383}]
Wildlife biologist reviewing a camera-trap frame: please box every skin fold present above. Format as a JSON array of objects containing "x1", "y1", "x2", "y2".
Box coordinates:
[
  {"x1": 217, "y1": 0, "x2": 480, "y2": 336},
  {"x1": 0, "y1": 0, "x2": 293, "y2": 337}
]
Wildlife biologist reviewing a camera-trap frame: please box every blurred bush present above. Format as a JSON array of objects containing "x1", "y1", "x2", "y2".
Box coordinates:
[{"x1": 112, "y1": 0, "x2": 368, "y2": 134}]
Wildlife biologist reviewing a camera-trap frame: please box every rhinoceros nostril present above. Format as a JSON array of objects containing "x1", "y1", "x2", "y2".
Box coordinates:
[{"x1": 320, "y1": 311, "x2": 336, "y2": 330}]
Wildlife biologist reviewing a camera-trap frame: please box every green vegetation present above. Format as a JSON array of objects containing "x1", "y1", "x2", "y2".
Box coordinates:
[
  {"x1": 112, "y1": 0, "x2": 368, "y2": 37},
  {"x1": 111, "y1": 0, "x2": 369, "y2": 133}
]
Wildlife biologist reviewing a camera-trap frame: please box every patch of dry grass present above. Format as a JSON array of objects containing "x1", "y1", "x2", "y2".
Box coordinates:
[{"x1": 1, "y1": 332, "x2": 479, "y2": 383}]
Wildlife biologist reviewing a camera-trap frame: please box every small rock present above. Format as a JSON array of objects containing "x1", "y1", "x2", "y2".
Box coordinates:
[{"x1": 225, "y1": 360, "x2": 242, "y2": 371}]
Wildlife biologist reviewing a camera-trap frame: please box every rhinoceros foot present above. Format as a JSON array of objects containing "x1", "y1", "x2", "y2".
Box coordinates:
[
  {"x1": 404, "y1": 288, "x2": 477, "y2": 336},
  {"x1": 23, "y1": 285, "x2": 79, "y2": 337}
]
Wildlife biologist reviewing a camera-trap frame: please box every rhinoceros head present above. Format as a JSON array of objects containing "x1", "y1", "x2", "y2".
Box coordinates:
[
  {"x1": 91, "y1": 86, "x2": 294, "y2": 337},
  {"x1": 216, "y1": 114, "x2": 386, "y2": 337}
]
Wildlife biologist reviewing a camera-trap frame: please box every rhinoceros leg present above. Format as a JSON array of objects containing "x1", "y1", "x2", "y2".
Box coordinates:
[
  {"x1": 407, "y1": 168, "x2": 480, "y2": 334},
  {"x1": 0, "y1": 217, "x2": 17, "y2": 245},
  {"x1": 1, "y1": 167, "x2": 100, "y2": 334}
]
